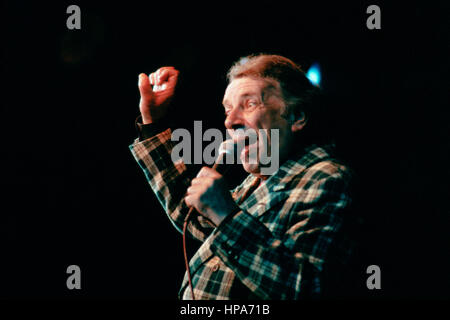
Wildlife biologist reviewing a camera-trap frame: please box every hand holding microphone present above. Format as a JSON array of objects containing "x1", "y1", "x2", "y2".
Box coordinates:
[{"x1": 184, "y1": 139, "x2": 240, "y2": 227}]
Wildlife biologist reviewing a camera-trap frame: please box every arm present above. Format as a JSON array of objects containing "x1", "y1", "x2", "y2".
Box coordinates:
[
  {"x1": 130, "y1": 68, "x2": 216, "y2": 242},
  {"x1": 130, "y1": 129, "x2": 216, "y2": 241}
]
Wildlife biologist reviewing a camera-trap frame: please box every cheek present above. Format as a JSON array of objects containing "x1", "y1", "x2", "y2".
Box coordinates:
[
  {"x1": 246, "y1": 107, "x2": 291, "y2": 146},
  {"x1": 249, "y1": 109, "x2": 280, "y2": 130},
  {"x1": 245, "y1": 111, "x2": 263, "y2": 129},
  {"x1": 260, "y1": 113, "x2": 291, "y2": 135}
]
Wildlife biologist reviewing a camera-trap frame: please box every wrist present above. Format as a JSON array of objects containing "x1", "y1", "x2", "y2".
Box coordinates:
[
  {"x1": 141, "y1": 113, "x2": 153, "y2": 124},
  {"x1": 135, "y1": 115, "x2": 171, "y2": 140},
  {"x1": 141, "y1": 111, "x2": 168, "y2": 124}
]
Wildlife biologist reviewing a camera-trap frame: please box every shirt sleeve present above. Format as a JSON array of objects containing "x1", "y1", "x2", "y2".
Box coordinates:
[
  {"x1": 129, "y1": 126, "x2": 216, "y2": 242},
  {"x1": 134, "y1": 115, "x2": 172, "y2": 140},
  {"x1": 208, "y1": 169, "x2": 355, "y2": 299}
]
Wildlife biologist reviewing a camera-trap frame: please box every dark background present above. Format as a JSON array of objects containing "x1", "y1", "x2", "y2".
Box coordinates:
[{"x1": 2, "y1": 0, "x2": 449, "y2": 300}]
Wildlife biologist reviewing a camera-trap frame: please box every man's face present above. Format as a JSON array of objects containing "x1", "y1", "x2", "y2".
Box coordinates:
[{"x1": 223, "y1": 77, "x2": 295, "y2": 176}]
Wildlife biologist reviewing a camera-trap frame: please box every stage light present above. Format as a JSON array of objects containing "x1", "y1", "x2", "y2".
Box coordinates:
[{"x1": 306, "y1": 63, "x2": 321, "y2": 87}]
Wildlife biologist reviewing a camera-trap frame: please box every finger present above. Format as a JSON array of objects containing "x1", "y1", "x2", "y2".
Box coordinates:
[
  {"x1": 148, "y1": 73, "x2": 153, "y2": 85},
  {"x1": 190, "y1": 177, "x2": 212, "y2": 187},
  {"x1": 155, "y1": 68, "x2": 167, "y2": 85},
  {"x1": 138, "y1": 73, "x2": 148, "y2": 87},
  {"x1": 196, "y1": 167, "x2": 209, "y2": 178},
  {"x1": 158, "y1": 69, "x2": 168, "y2": 89},
  {"x1": 184, "y1": 195, "x2": 196, "y2": 208},
  {"x1": 156, "y1": 69, "x2": 162, "y2": 86},
  {"x1": 154, "y1": 72, "x2": 159, "y2": 86},
  {"x1": 151, "y1": 72, "x2": 164, "y2": 91},
  {"x1": 159, "y1": 67, "x2": 178, "y2": 85},
  {"x1": 158, "y1": 68, "x2": 172, "y2": 83},
  {"x1": 157, "y1": 66, "x2": 175, "y2": 75},
  {"x1": 138, "y1": 73, "x2": 153, "y2": 95},
  {"x1": 186, "y1": 185, "x2": 200, "y2": 194},
  {"x1": 196, "y1": 166, "x2": 220, "y2": 179},
  {"x1": 184, "y1": 195, "x2": 191, "y2": 207}
]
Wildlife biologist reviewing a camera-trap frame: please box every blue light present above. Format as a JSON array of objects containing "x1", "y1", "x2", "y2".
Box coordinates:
[{"x1": 306, "y1": 63, "x2": 321, "y2": 87}]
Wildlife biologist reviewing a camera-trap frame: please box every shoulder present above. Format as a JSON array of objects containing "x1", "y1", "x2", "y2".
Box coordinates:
[
  {"x1": 288, "y1": 157, "x2": 352, "y2": 206},
  {"x1": 291, "y1": 143, "x2": 352, "y2": 187},
  {"x1": 303, "y1": 158, "x2": 351, "y2": 184}
]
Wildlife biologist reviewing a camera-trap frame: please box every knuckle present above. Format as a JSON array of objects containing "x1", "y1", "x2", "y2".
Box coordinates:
[{"x1": 197, "y1": 167, "x2": 207, "y2": 177}]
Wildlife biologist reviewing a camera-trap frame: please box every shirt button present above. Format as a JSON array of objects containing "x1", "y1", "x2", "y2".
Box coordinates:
[
  {"x1": 212, "y1": 263, "x2": 220, "y2": 272},
  {"x1": 227, "y1": 249, "x2": 234, "y2": 255},
  {"x1": 233, "y1": 254, "x2": 239, "y2": 261}
]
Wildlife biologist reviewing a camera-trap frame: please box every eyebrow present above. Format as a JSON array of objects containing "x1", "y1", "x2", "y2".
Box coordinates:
[{"x1": 222, "y1": 93, "x2": 259, "y2": 108}]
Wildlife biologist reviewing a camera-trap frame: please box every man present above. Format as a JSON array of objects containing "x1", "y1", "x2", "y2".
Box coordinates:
[{"x1": 130, "y1": 54, "x2": 358, "y2": 299}]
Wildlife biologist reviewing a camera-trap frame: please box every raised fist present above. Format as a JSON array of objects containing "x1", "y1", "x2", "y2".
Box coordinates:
[{"x1": 138, "y1": 66, "x2": 179, "y2": 124}]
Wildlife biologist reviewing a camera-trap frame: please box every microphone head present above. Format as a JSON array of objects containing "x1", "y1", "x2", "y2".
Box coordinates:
[
  {"x1": 218, "y1": 139, "x2": 238, "y2": 155},
  {"x1": 214, "y1": 140, "x2": 238, "y2": 171}
]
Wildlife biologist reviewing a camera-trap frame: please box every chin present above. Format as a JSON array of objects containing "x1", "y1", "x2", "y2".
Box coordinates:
[
  {"x1": 240, "y1": 145, "x2": 264, "y2": 175},
  {"x1": 242, "y1": 162, "x2": 261, "y2": 175}
]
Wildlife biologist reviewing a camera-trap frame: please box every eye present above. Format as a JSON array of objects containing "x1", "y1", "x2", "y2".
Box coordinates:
[{"x1": 246, "y1": 100, "x2": 258, "y2": 108}]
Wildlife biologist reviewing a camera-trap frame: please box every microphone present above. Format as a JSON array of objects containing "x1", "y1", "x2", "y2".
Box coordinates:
[{"x1": 212, "y1": 139, "x2": 238, "y2": 175}]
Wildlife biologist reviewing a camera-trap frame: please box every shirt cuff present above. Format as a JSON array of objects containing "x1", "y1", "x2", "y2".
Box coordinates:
[
  {"x1": 135, "y1": 115, "x2": 171, "y2": 140},
  {"x1": 216, "y1": 206, "x2": 242, "y2": 229}
]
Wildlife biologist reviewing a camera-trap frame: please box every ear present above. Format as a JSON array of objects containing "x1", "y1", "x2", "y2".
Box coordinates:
[{"x1": 291, "y1": 111, "x2": 307, "y2": 133}]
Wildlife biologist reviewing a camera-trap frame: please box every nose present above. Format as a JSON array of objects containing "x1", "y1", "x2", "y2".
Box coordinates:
[{"x1": 224, "y1": 106, "x2": 245, "y2": 130}]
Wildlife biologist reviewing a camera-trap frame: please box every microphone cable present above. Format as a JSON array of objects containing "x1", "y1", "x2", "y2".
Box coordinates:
[{"x1": 183, "y1": 206, "x2": 196, "y2": 300}]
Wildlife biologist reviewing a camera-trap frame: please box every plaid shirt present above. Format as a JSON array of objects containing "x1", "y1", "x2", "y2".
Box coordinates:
[{"x1": 130, "y1": 128, "x2": 356, "y2": 300}]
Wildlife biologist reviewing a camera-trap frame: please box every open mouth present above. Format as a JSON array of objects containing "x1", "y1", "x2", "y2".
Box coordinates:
[{"x1": 230, "y1": 129, "x2": 262, "y2": 165}]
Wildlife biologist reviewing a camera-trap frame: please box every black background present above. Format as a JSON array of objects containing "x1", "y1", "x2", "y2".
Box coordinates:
[{"x1": 2, "y1": 0, "x2": 449, "y2": 301}]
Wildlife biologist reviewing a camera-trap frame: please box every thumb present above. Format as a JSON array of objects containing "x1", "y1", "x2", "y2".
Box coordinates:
[{"x1": 138, "y1": 73, "x2": 153, "y2": 99}]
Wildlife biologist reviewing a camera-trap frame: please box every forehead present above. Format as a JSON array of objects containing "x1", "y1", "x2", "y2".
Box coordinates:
[{"x1": 223, "y1": 77, "x2": 268, "y2": 102}]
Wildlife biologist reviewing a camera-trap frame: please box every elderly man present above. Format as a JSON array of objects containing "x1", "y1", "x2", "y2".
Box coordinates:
[{"x1": 129, "y1": 54, "x2": 357, "y2": 299}]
